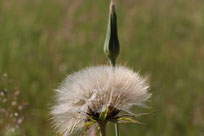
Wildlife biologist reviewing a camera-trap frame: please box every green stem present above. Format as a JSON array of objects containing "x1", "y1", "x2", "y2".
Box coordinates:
[
  {"x1": 109, "y1": 58, "x2": 116, "y2": 67},
  {"x1": 98, "y1": 121, "x2": 107, "y2": 136},
  {"x1": 115, "y1": 123, "x2": 120, "y2": 136}
]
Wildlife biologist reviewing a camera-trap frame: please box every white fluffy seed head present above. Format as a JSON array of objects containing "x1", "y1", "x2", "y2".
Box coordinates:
[{"x1": 51, "y1": 65, "x2": 151, "y2": 135}]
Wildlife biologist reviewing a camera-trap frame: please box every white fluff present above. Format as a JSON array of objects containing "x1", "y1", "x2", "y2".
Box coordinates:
[{"x1": 51, "y1": 65, "x2": 151, "y2": 135}]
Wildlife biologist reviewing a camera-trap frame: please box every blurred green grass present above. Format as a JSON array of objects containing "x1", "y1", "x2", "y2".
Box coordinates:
[{"x1": 0, "y1": 0, "x2": 204, "y2": 135}]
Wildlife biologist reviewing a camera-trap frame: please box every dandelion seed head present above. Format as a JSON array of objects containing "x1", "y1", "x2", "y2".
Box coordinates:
[{"x1": 51, "y1": 65, "x2": 151, "y2": 135}]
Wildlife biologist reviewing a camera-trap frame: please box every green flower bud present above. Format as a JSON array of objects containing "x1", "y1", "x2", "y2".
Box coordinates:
[{"x1": 104, "y1": 2, "x2": 120, "y2": 67}]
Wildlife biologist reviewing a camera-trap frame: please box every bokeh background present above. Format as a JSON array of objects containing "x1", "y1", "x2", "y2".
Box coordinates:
[{"x1": 0, "y1": 0, "x2": 204, "y2": 135}]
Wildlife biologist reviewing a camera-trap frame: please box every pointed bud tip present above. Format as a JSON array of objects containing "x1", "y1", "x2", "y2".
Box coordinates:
[{"x1": 110, "y1": 0, "x2": 115, "y2": 13}]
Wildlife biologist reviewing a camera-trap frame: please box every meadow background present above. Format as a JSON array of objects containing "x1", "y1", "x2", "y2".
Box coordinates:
[{"x1": 0, "y1": 0, "x2": 204, "y2": 135}]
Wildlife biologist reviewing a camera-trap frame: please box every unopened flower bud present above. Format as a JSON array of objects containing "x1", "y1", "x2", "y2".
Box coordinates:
[{"x1": 104, "y1": 2, "x2": 120, "y2": 66}]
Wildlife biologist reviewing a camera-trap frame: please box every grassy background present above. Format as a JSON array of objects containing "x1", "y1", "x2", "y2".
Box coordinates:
[{"x1": 0, "y1": 0, "x2": 204, "y2": 135}]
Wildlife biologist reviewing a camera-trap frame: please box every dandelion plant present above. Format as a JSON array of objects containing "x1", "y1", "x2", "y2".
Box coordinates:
[
  {"x1": 51, "y1": 1, "x2": 151, "y2": 136},
  {"x1": 51, "y1": 66, "x2": 151, "y2": 136}
]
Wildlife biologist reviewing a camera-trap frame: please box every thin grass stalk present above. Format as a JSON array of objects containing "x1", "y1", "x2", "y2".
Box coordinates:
[{"x1": 115, "y1": 123, "x2": 120, "y2": 136}]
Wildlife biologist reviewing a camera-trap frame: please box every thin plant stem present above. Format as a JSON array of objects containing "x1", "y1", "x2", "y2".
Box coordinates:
[
  {"x1": 98, "y1": 121, "x2": 107, "y2": 136},
  {"x1": 115, "y1": 123, "x2": 120, "y2": 136},
  {"x1": 105, "y1": 0, "x2": 120, "y2": 136}
]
